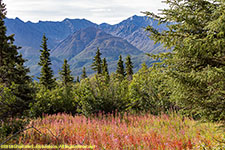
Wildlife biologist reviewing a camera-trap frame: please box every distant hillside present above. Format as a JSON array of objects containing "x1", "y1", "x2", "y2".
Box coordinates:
[
  {"x1": 63, "y1": 27, "x2": 144, "y2": 75},
  {"x1": 5, "y1": 17, "x2": 97, "y2": 57},
  {"x1": 5, "y1": 15, "x2": 166, "y2": 78},
  {"x1": 99, "y1": 15, "x2": 167, "y2": 53}
]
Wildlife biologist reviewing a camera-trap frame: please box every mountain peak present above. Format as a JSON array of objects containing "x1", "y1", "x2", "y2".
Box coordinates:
[
  {"x1": 125, "y1": 15, "x2": 149, "y2": 23},
  {"x1": 129, "y1": 15, "x2": 139, "y2": 20},
  {"x1": 14, "y1": 17, "x2": 24, "y2": 23}
]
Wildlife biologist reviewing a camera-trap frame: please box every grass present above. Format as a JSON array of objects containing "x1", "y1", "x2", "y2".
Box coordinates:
[{"x1": 7, "y1": 112, "x2": 225, "y2": 149}]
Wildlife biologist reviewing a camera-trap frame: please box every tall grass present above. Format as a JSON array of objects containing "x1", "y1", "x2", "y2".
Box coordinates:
[{"x1": 11, "y1": 112, "x2": 225, "y2": 149}]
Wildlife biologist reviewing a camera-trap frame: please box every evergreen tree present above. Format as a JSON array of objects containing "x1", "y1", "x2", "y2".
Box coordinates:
[
  {"x1": 145, "y1": 0, "x2": 225, "y2": 123},
  {"x1": 59, "y1": 59, "x2": 74, "y2": 87},
  {"x1": 116, "y1": 55, "x2": 125, "y2": 78},
  {"x1": 38, "y1": 34, "x2": 55, "y2": 89},
  {"x1": 102, "y1": 58, "x2": 110, "y2": 82},
  {"x1": 76, "y1": 76, "x2": 80, "y2": 83},
  {"x1": 81, "y1": 67, "x2": 87, "y2": 79},
  {"x1": 0, "y1": 0, "x2": 33, "y2": 119},
  {"x1": 91, "y1": 48, "x2": 102, "y2": 74},
  {"x1": 125, "y1": 55, "x2": 133, "y2": 81}
]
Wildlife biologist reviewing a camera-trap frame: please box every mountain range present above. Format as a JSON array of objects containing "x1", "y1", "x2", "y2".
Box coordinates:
[{"x1": 5, "y1": 15, "x2": 167, "y2": 78}]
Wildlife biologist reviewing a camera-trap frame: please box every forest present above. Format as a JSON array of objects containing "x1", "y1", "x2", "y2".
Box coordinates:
[{"x1": 0, "y1": 0, "x2": 225, "y2": 149}]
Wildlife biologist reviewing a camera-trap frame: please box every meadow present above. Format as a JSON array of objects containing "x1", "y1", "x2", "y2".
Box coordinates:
[{"x1": 10, "y1": 113, "x2": 224, "y2": 150}]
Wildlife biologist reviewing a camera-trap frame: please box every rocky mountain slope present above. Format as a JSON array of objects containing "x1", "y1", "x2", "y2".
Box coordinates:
[
  {"x1": 5, "y1": 15, "x2": 166, "y2": 78},
  {"x1": 99, "y1": 15, "x2": 166, "y2": 53}
]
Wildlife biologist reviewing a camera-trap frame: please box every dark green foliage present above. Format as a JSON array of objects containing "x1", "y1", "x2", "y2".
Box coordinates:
[
  {"x1": 0, "y1": 85, "x2": 14, "y2": 117},
  {"x1": 102, "y1": 58, "x2": 110, "y2": 82},
  {"x1": 59, "y1": 59, "x2": 74, "y2": 87},
  {"x1": 125, "y1": 55, "x2": 133, "y2": 81},
  {"x1": 38, "y1": 34, "x2": 56, "y2": 90},
  {"x1": 91, "y1": 48, "x2": 102, "y2": 74},
  {"x1": 102, "y1": 58, "x2": 109, "y2": 75},
  {"x1": 76, "y1": 76, "x2": 80, "y2": 83},
  {"x1": 0, "y1": 0, "x2": 33, "y2": 119},
  {"x1": 0, "y1": 0, "x2": 33, "y2": 139},
  {"x1": 128, "y1": 63, "x2": 174, "y2": 114},
  {"x1": 145, "y1": 0, "x2": 225, "y2": 123},
  {"x1": 0, "y1": 118, "x2": 28, "y2": 141},
  {"x1": 0, "y1": 83, "x2": 33, "y2": 122},
  {"x1": 116, "y1": 55, "x2": 125, "y2": 79},
  {"x1": 81, "y1": 67, "x2": 87, "y2": 80}
]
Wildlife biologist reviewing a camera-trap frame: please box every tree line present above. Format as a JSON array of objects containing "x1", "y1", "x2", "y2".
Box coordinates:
[{"x1": 38, "y1": 38, "x2": 134, "y2": 90}]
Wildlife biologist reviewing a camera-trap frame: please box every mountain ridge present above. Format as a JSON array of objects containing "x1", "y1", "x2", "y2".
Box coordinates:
[{"x1": 5, "y1": 15, "x2": 166, "y2": 77}]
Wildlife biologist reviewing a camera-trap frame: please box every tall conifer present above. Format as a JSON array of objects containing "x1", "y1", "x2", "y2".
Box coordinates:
[
  {"x1": 59, "y1": 59, "x2": 74, "y2": 87},
  {"x1": 102, "y1": 58, "x2": 110, "y2": 81},
  {"x1": 91, "y1": 48, "x2": 102, "y2": 74},
  {"x1": 116, "y1": 55, "x2": 125, "y2": 78},
  {"x1": 81, "y1": 67, "x2": 87, "y2": 80},
  {"x1": 76, "y1": 76, "x2": 80, "y2": 83},
  {"x1": 0, "y1": 0, "x2": 33, "y2": 119},
  {"x1": 125, "y1": 55, "x2": 133, "y2": 80},
  {"x1": 145, "y1": 0, "x2": 225, "y2": 123},
  {"x1": 38, "y1": 34, "x2": 55, "y2": 89}
]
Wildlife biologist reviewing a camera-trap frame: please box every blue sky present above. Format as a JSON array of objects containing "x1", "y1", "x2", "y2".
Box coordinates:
[{"x1": 4, "y1": 0, "x2": 167, "y2": 24}]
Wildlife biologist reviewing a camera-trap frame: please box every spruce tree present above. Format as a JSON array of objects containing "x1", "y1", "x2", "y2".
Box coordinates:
[
  {"x1": 102, "y1": 58, "x2": 110, "y2": 81},
  {"x1": 91, "y1": 48, "x2": 102, "y2": 74},
  {"x1": 116, "y1": 55, "x2": 125, "y2": 78},
  {"x1": 38, "y1": 34, "x2": 55, "y2": 89},
  {"x1": 145, "y1": 0, "x2": 225, "y2": 123},
  {"x1": 0, "y1": 0, "x2": 33, "y2": 119},
  {"x1": 59, "y1": 59, "x2": 74, "y2": 87},
  {"x1": 81, "y1": 67, "x2": 87, "y2": 79},
  {"x1": 125, "y1": 55, "x2": 133, "y2": 81},
  {"x1": 76, "y1": 76, "x2": 80, "y2": 83}
]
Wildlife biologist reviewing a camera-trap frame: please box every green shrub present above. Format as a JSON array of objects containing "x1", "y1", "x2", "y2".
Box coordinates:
[
  {"x1": 30, "y1": 83, "x2": 77, "y2": 117},
  {"x1": 128, "y1": 63, "x2": 174, "y2": 114},
  {"x1": 75, "y1": 74, "x2": 130, "y2": 116}
]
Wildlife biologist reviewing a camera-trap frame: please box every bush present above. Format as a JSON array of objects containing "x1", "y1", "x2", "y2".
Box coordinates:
[
  {"x1": 128, "y1": 64, "x2": 174, "y2": 114},
  {"x1": 0, "y1": 119, "x2": 28, "y2": 142},
  {"x1": 0, "y1": 84, "x2": 32, "y2": 141},
  {"x1": 75, "y1": 74, "x2": 130, "y2": 116},
  {"x1": 30, "y1": 83, "x2": 77, "y2": 117}
]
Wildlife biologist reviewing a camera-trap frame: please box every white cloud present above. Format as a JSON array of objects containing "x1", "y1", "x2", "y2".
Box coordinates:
[
  {"x1": 4, "y1": 0, "x2": 168, "y2": 24},
  {"x1": 90, "y1": 8, "x2": 112, "y2": 12}
]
